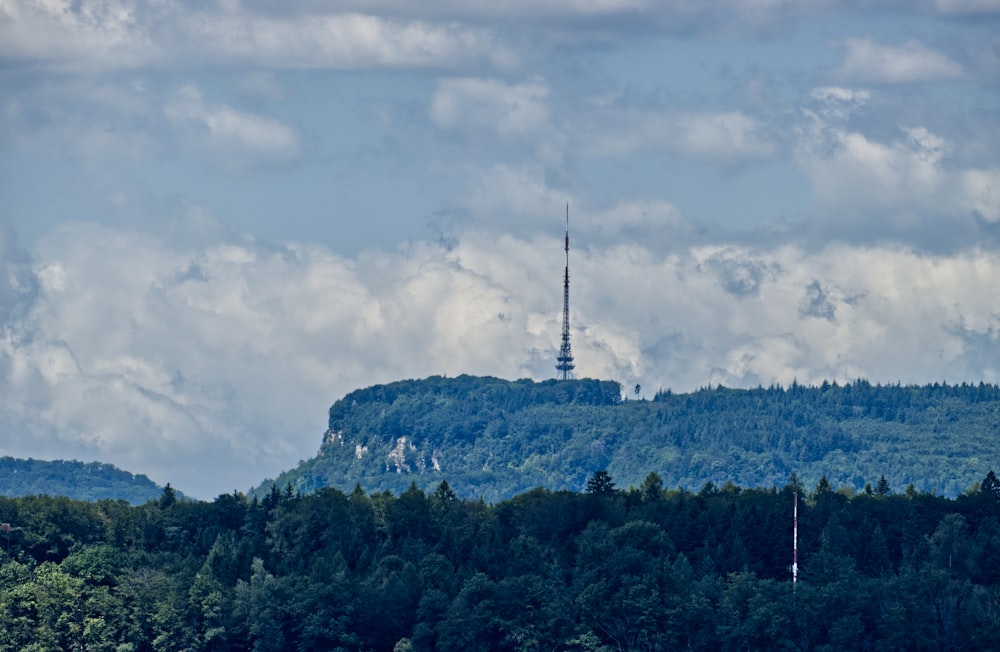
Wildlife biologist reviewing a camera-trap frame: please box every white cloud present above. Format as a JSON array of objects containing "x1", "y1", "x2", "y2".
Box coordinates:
[
  {"x1": 233, "y1": 71, "x2": 287, "y2": 100},
  {"x1": 836, "y1": 38, "x2": 964, "y2": 84},
  {"x1": 583, "y1": 107, "x2": 776, "y2": 164},
  {"x1": 577, "y1": 241, "x2": 1000, "y2": 389},
  {"x1": 333, "y1": 0, "x2": 652, "y2": 18},
  {"x1": 457, "y1": 165, "x2": 685, "y2": 245},
  {"x1": 3, "y1": 220, "x2": 1000, "y2": 498},
  {"x1": 178, "y1": 13, "x2": 518, "y2": 70},
  {"x1": 164, "y1": 85, "x2": 300, "y2": 165},
  {"x1": 797, "y1": 90, "x2": 998, "y2": 237},
  {"x1": 0, "y1": 0, "x2": 154, "y2": 70},
  {"x1": 809, "y1": 86, "x2": 871, "y2": 121},
  {"x1": 585, "y1": 200, "x2": 687, "y2": 239},
  {"x1": 0, "y1": 2, "x2": 519, "y2": 71},
  {"x1": 934, "y1": 0, "x2": 1000, "y2": 15},
  {"x1": 2, "y1": 77, "x2": 160, "y2": 163},
  {"x1": 430, "y1": 77, "x2": 550, "y2": 137},
  {"x1": 675, "y1": 111, "x2": 777, "y2": 161},
  {"x1": 800, "y1": 125, "x2": 943, "y2": 224},
  {"x1": 317, "y1": 0, "x2": 826, "y2": 37},
  {"x1": 463, "y1": 163, "x2": 571, "y2": 226},
  {"x1": 962, "y1": 168, "x2": 1000, "y2": 222},
  {"x1": 0, "y1": 1, "x2": 928, "y2": 74}
]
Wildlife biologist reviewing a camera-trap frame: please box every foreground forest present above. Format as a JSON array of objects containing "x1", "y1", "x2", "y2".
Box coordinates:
[
  {"x1": 2, "y1": 472, "x2": 1000, "y2": 651},
  {"x1": 261, "y1": 376, "x2": 1000, "y2": 501}
]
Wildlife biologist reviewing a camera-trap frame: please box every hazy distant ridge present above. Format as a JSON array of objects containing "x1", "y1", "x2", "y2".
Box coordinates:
[{"x1": 0, "y1": 457, "x2": 165, "y2": 505}]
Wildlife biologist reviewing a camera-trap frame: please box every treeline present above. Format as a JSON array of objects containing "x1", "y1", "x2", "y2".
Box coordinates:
[
  {"x1": 2, "y1": 473, "x2": 1000, "y2": 650},
  {"x1": 0, "y1": 457, "x2": 164, "y2": 504},
  {"x1": 263, "y1": 376, "x2": 1000, "y2": 501}
]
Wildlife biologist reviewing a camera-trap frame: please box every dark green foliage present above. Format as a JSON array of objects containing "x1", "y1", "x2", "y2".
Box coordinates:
[
  {"x1": 585, "y1": 470, "x2": 616, "y2": 495},
  {"x1": 159, "y1": 483, "x2": 178, "y2": 509},
  {"x1": 258, "y1": 376, "x2": 1000, "y2": 502},
  {"x1": 982, "y1": 470, "x2": 1000, "y2": 499},
  {"x1": 5, "y1": 375, "x2": 1000, "y2": 649},
  {"x1": 0, "y1": 456, "x2": 166, "y2": 504},
  {"x1": 2, "y1": 476, "x2": 1000, "y2": 651}
]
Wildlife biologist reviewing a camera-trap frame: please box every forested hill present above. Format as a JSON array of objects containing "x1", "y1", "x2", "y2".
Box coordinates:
[
  {"x1": 0, "y1": 457, "x2": 165, "y2": 505},
  {"x1": 259, "y1": 375, "x2": 1000, "y2": 502}
]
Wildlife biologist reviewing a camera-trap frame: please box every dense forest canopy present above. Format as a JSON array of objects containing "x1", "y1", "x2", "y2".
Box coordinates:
[
  {"x1": 0, "y1": 457, "x2": 165, "y2": 505},
  {"x1": 259, "y1": 376, "x2": 1000, "y2": 501},
  {"x1": 1, "y1": 473, "x2": 999, "y2": 650}
]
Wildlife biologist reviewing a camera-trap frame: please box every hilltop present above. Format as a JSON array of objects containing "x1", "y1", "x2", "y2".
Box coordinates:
[
  {"x1": 258, "y1": 375, "x2": 1000, "y2": 501},
  {"x1": 0, "y1": 457, "x2": 167, "y2": 505}
]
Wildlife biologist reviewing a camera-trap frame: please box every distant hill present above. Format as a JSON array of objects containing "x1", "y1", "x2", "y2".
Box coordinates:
[
  {"x1": 0, "y1": 457, "x2": 166, "y2": 504},
  {"x1": 257, "y1": 375, "x2": 1000, "y2": 502}
]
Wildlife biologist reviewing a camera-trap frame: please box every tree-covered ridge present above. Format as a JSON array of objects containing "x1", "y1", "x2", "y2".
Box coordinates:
[
  {"x1": 1, "y1": 474, "x2": 999, "y2": 650},
  {"x1": 329, "y1": 375, "x2": 624, "y2": 417},
  {"x1": 0, "y1": 457, "x2": 165, "y2": 505},
  {"x1": 260, "y1": 376, "x2": 1000, "y2": 501}
]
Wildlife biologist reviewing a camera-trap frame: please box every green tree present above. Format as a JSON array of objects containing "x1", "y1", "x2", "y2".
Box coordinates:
[
  {"x1": 233, "y1": 558, "x2": 289, "y2": 651},
  {"x1": 159, "y1": 483, "x2": 177, "y2": 509},
  {"x1": 585, "y1": 471, "x2": 616, "y2": 495},
  {"x1": 434, "y1": 573, "x2": 502, "y2": 651},
  {"x1": 188, "y1": 570, "x2": 228, "y2": 650},
  {"x1": 431, "y1": 480, "x2": 458, "y2": 510},
  {"x1": 638, "y1": 472, "x2": 664, "y2": 503},
  {"x1": 3, "y1": 562, "x2": 88, "y2": 650},
  {"x1": 812, "y1": 475, "x2": 832, "y2": 498},
  {"x1": 981, "y1": 470, "x2": 1000, "y2": 499}
]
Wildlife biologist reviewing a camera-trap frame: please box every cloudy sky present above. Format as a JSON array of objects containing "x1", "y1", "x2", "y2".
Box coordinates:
[{"x1": 1, "y1": 0, "x2": 999, "y2": 498}]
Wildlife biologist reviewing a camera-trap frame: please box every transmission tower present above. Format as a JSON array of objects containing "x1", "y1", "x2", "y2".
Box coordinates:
[{"x1": 556, "y1": 203, "x2": 575, "y2": 380}]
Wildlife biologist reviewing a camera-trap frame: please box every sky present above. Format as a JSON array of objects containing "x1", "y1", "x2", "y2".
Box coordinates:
[{"x1": 1, "y1": 0, "x2": 999, "y2": 499}]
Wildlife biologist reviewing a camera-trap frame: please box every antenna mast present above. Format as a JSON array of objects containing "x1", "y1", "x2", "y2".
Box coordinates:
[
  {"x1": 556, "y1": 203, "x2": 575, "y2": 380},
  {"x1": 792, "y1": 491, "x2": 799, "y2": 588}
]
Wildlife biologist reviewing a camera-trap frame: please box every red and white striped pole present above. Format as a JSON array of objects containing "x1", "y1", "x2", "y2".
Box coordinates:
[{"x1": 792, "y1": 491, "x2": 799, "y2": 587}]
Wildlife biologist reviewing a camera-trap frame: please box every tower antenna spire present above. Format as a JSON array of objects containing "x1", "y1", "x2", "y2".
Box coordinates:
[
  {"x1": 792, "y1": 490, "x2": 799, "y2": 590},
  {"x1": 556, "y1": 203, "x2": 575, "y2": 380}
]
